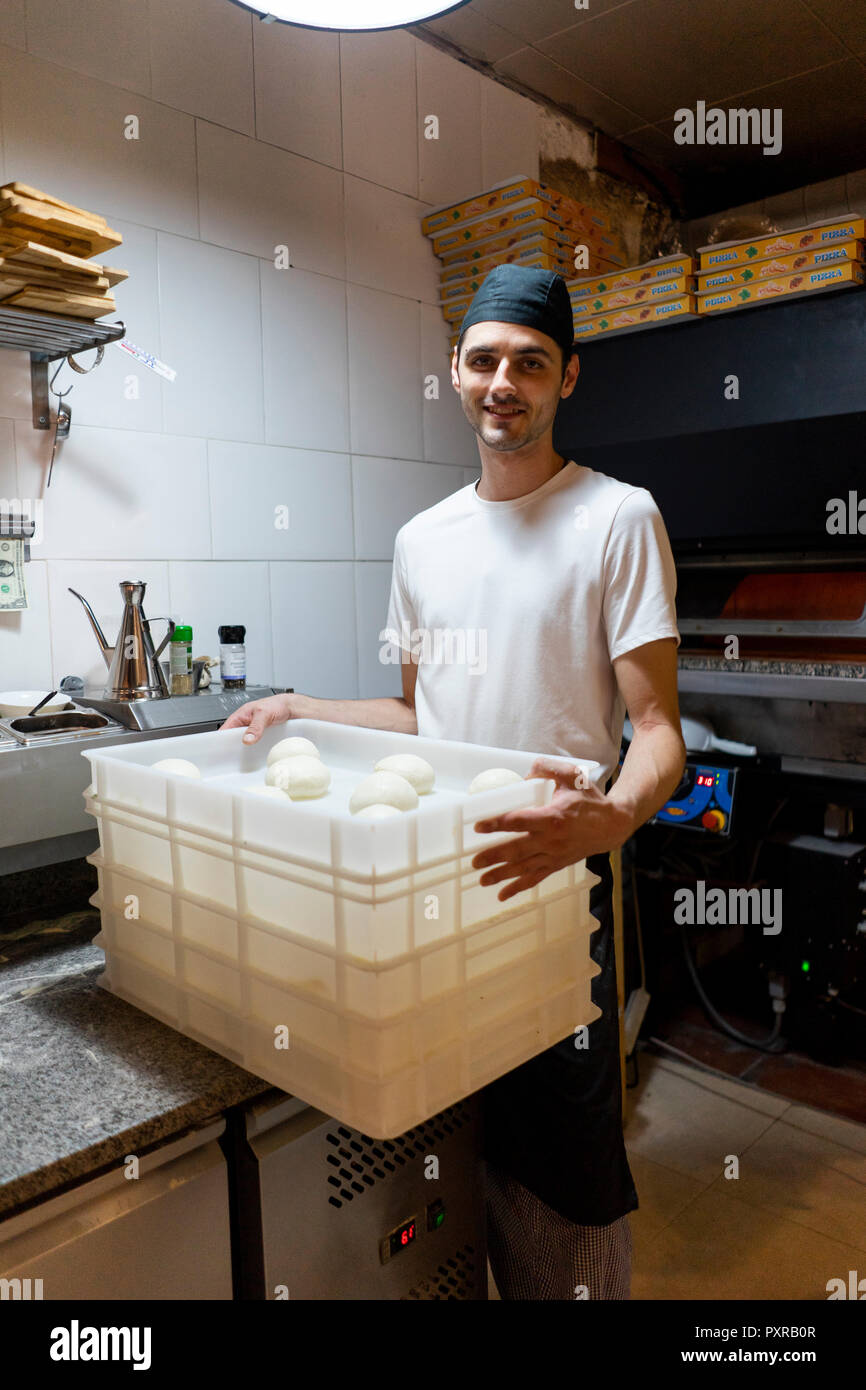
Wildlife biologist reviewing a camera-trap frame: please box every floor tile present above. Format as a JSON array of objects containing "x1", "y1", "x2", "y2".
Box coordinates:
[
  {"x1": 626, "y1": 1150, "x2": 709, "y2": 1240},
  {"x1": 703, "y1": 1119, "x2": 866, "y2": 1253},
  {"x1": 649, "y1": 1056, "x2": 791, "y2": 1117},
  {"x1": 631, "y1": 1186, "x2": 863, "y2": 1301},
  {"x1": 648, "y1": 1010, "x2": 866, "y2": 1126},
  {"x1": 783, "y1": 1104, "x2": 866, "y2": 1156},
  {"x1": 625, "y1": 1057, "x2": 780, "y2": 1184}
]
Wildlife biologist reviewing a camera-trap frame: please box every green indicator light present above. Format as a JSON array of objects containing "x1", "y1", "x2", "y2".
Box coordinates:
[
  {"x1": 801, "y1": 959, "x2": 810, "y2": 973},
  {"x1": 435, "y1": 1212, "x2": 444, "y2": 1227}
]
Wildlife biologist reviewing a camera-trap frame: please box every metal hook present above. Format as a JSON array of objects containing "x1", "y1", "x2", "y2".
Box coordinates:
[{"x1": 49, "y1": 359, "x2": 75, "y2": 401}]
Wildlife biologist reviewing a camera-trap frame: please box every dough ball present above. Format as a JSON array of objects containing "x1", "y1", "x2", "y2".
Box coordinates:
[
  {"x1": 266, "y1": 755, "x2": 330, "y2": 799},
  {"x1": 266, "y1": 735, "x2": 320, "y2": 766},
  {"x1": 248, "y1": 785, "x2": 289, "y2": 799},
  {"x1": 152, "y1": 758, "x2": 201, "y2": 778},
  {"x1": 468, "y1": 767, "x2": 523, "y2": 794},
  {"x1": 353, "y1": 802, "x2": 403, "y2": 821},
  {"x1": 349, "y1": 771, "x2": 418, "y2": 814},
  {"x1": 374, "y1": 753, "x2": 435, "y2": 794}
]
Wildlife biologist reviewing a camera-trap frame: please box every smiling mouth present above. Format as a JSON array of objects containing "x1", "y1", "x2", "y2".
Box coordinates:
[{"x1": 484, "y1": 405, "x2": 525, "y2": 418}]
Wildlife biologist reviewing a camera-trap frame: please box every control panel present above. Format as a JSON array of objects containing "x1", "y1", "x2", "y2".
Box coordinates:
[
  {"x1": 651, "y1": 762, "x2": 737, "y2": 835},
  {"x1": 379, "y1": 1199, "x2": 447, "y2": 1264}
]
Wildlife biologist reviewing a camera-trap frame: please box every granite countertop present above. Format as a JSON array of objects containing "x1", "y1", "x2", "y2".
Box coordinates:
[
  {"x1": 678, "y1": 655, "x2": 866, "y2": 679},
  {"x1": 0, "y1": 925, "x2": 271, "y2": 1218}
]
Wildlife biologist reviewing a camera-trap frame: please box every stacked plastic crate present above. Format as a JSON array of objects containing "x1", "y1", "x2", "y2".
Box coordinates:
[{"x1": 84, "y1": 720, "x2": 604, "y2": 1137}]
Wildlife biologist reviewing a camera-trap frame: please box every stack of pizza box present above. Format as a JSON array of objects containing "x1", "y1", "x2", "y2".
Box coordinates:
[
  {"x1": 695, "y1": 216, "x2": 865, "y2": 317},
  {"x1": 568, "y1": 253, "x2": 699, "y2": 341},
  {"x1": 420, "y1": 176, "x2": 628, "y2": 354}
]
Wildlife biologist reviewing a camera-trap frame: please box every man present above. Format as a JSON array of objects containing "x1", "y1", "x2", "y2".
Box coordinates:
[{"x1": 222, "y1": 264, "x2": 686, "y2": 1301}]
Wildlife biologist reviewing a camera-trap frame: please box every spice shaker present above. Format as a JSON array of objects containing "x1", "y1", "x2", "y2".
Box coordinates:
[
  {"x1": 218, "y1": 625, "x2": 246, "y2": 689},
  {"x1": 169, "y1": 624, "x2": 193, "y2": 695}
]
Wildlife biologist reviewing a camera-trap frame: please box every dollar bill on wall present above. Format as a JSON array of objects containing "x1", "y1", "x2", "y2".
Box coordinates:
[{"x1": 0, "y1": 539, "x2": 28, "y2": 610}]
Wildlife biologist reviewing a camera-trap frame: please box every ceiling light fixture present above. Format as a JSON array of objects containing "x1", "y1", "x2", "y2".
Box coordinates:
[{"x1": 231, "y1": 1, "x2": 471, "y2": 32}]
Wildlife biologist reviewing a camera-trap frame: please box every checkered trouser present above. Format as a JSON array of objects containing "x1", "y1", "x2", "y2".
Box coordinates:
[{"x1": 485, "y1": 1160, "x2": 633, "y2": 1301}]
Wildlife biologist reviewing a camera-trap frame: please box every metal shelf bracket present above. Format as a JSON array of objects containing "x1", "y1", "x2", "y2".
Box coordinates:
[
  {"x1": 30, "y1": 355, "x2": 51, "y2": 429},
  {"x1": 0, "y1": 307, "x2": 125, "y2": 430}
]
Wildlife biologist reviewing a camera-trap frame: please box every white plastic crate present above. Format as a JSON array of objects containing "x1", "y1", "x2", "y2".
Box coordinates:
[
  {"x1": 90, "y1": 859, "x2": 596, "y2": 1022},
  {"x1": 93, "y1": 921, "x2": 599, "y2": 1077},
  {"x1": 86, "y1": 796, "x2": 593, "y2": 960},
  {"x1": 96, "y1": 940, "x2": 601, "y2": 1136},
  {"x1": 84, "y1": 719, "x2": 604, "y2": 1135}
]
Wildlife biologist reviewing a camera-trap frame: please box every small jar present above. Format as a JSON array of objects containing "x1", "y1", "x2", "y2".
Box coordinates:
[
  {"x1": 218, "y1": 625, "x2": 246, "y2": 689},
  {"x1": 169, "y1": 624, "x2": 193, "y2": 695}
]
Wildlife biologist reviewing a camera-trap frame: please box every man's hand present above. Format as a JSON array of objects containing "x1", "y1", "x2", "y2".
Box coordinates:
[
  {"x1": 219, "y1": 693, "x2": 295, "y2": 743},
  {"x1": 470, "y1": 758, "x2": 633, "y2": 902}
]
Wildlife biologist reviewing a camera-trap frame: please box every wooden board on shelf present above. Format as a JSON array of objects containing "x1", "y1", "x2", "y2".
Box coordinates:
[
  {"x1": 0, "y1": 238, "x2": 127, "y2": 285},
  {"x1": 0, "y1": 267, "x2": 110, "y2": 297},
  {"x1": 0, "y1": 181, "x2": 110, "y2": 225},
  {"x1": 0, "y1": 285, "x2": 116, "y2": 319},
  {"x1": 97, "y1": 264, "x2": 127, "y2": 287},
  {"x1": 0, "y1": 240, "x2": 105, "y2": 277},
  {"x1": 0, "y1": 223, "x2": 93, "y2": 260},
  {"x1": 0, "y1": 194, "x2": 122, "y2": 257}
]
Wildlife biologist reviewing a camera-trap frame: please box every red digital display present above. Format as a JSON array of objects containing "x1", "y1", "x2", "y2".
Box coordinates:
[
  {"x1": 696, "y1": 774, "x2": 715, "y2": 786},
  {"x1": 389, "y1": 1218, "x2": 417, "y2": 1256}
]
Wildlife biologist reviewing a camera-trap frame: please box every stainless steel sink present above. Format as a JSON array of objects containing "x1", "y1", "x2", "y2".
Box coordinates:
[
  {"x1": 0, "y1": 684, "x2": 284, "y2": 873},
  {"x1": 0, "y1": 708, "x2": 122, "y2": 746}
]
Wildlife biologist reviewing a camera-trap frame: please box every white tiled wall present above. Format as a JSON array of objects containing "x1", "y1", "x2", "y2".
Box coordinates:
[
  {"x1": 0, "y1": 1, "x2": 25, "y2": 52},
  {"x1": 0, "y1": 49, "x2": 199, "y2": 237},
  {"x1": 340, "y1": 31, "x2": 419, "y2": 198},
  {"x1": 26, "y1": 0, "x2": 152, "y2": 94},
  {"x1": 0, "y1": 7, "x2": 539, "y2": 699},
  {"x1": 252, "y1": 21, "x2": 342, "y2": 169},
  {"x1": 417, "y1": 41, "x2": 484, "y2": 206},
  {"x1": 148, "y1": 0, "x2": 255, "y2": 134}
]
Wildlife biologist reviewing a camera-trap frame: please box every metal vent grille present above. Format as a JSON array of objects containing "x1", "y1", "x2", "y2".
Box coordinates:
[
  {"x1": 402, "y1": 1244, "x2": 478, "y2": 1300},
  {"x1": 325, "y1": 1102, "x2": 471, "y2": 1209}
]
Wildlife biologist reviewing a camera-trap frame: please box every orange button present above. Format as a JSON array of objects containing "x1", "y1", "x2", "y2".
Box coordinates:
[{"x1": 701, "y1": 809, "x2": 726, "y2": 831}]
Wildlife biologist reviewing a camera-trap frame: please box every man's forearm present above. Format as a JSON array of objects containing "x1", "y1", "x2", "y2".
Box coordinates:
[
  {"x1": 606, "y1": 722, "x2": 687, "y2": 842},
  {"x1": 284, "y1": 691, "x2": 418, "y2": 735}
]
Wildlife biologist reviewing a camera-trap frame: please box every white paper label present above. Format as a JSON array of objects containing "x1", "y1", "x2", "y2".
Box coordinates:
[{"x1": 220, "y1": 644, "x2": 246, "y2": 678}]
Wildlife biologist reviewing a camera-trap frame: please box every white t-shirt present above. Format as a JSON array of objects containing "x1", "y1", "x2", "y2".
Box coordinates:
[{"x1": 384, "y1": 459, "x2": 680, "y2": 789}]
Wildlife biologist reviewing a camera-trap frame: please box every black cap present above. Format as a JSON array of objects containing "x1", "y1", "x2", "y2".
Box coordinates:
[
  {"x1": 457, "y1": 264, "x2": 575, "y2": 360},
  {"x1": 218, "y1": 626, "x2": 245, "y2": 643}
]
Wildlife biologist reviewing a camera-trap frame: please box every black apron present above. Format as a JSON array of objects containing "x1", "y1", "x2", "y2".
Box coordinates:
[{"x1": 479, "y1": 850, "x2": 639, "y2": 1227}]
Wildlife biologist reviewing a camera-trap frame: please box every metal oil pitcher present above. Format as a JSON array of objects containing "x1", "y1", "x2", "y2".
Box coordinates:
[{"x1": 69, "y1": 581, "x2": 176, "y2": 700}]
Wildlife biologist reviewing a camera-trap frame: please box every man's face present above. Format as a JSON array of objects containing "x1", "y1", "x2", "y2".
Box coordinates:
[{"x1": 451, "y1": 322, "x2": 579, "y2": 454}]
